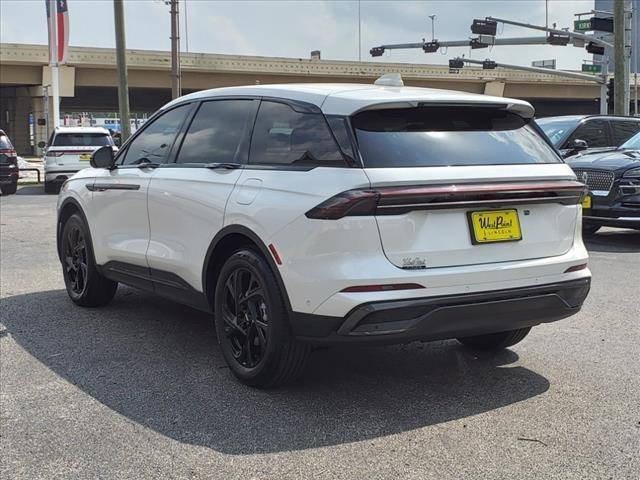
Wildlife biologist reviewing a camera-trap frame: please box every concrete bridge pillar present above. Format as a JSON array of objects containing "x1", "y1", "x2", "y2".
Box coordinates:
[{"x1": 0, "y1": 86, "x2": 33, "y2": 156}]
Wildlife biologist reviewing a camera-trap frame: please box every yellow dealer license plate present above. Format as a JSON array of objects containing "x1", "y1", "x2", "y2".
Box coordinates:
[
  {"x1": 467, "y1": 209, "x2": 522, "y2": 245},
  {"x1": 581, "y1": 195, "x2": 592, "y2": 209},
  {"x1": 79, "y1": 153, "x2": 91, "y2": 161}
]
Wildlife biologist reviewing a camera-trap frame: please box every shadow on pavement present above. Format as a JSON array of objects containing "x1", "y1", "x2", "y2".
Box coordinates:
[
  {"x1": 16, "y1": 185, "x2": 48, "y2": 196},
  {"x1": 584, "y1": 228, "x2": 640, "y2": 253},
  {"x1": 1, "y1": 288, "x2": 550, "y2": 455}
]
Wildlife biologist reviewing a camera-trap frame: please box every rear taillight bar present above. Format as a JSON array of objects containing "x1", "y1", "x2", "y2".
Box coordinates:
[
  {"x1": 306, "y1": 181, "x2": 587, "y2": 220},
  {"x1": 47, "y1": 151, "x2": 93, "y2": 157}
]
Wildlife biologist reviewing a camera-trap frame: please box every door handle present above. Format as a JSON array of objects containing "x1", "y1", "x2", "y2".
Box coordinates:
[{"x1": 87, "y1": 183, "x2": 141, "y2": 192}]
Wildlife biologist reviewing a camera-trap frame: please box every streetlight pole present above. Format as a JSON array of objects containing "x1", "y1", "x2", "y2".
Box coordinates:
[{"x1": 113, "y1": 0, "x2": 131, "y2": 141}]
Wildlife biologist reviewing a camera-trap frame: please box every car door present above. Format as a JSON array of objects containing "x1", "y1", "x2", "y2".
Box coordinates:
[
  {"x1": 145, "y1": 98, "x2": 259, "y2": 296},
  {"x1": 88, "y1": 104, "x2": 193, "y2": 280},
  {"x1": 562, "y1": 118, "x2": 611, "y2": 151}
]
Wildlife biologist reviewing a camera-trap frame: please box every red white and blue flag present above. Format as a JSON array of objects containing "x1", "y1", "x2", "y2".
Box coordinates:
[{"x1": 46, "y1": 0, "x2": 69, "y2": 65}]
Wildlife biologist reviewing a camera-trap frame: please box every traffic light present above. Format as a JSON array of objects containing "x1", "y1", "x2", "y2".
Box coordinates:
[
  {"x1": 547, "y1": 33, "x2": 570, "y2": 46},
  {"x1": 607, "y1": 78, "x2": 614, "y2": 113},
  {"x1": 422, "y1": 41, "x2": 439, "y2": 53},
  {"x1": 590, "y1": 17, "x2": 613, "y2": 33},
  {"x1": 482, "y1": 60, "x2": 498, "y2": 70},
  {"x1": 471, "y1": 19, "x2": 497, "y2": 36},
  {"x1": 586, "y1": 42, "x2": 605, "y2": 55},
  {"x1": 470, "y1": 38, "x2": 489, "y2": 49},
  {"x1": 449, "y1": 58, "x2": 464, "y2": 69},
  {"x1": 370, "y1": 47, "x2": 385, "y2": 57}
]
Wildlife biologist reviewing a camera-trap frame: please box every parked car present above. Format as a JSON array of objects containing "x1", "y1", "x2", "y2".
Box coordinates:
[
  {"x1": 41, "y1": 126, "x2": 116, "y2": 194},
  {"x1": 566, "y1": 131, "x2": 640, "y2": 234},
  {"x1": 537, "y1": 115, "x2": 640, "y2": 157},
  {"x1": 0, "y1": 129, "x2": 19, "y2": 195},
  {"x1": 56, "y1": 81, "x2": 591, "y2": 387}
]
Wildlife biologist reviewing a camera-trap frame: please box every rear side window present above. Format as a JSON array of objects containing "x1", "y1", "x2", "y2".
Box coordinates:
[
  {"x1": 53, "y1": 133, "x2": 113, "y2": 147},
  {"x1": 565, "y1": 120, "x2": 609, "y2": 148},
  {"x1": 249, "y1": 101, "x2": 346, "y2": 167},
  {"x1": 122, "y1": 104, "x2": 190, "y2": 165},
  {"x1": 0, "y1": 135, "x2": 13, "y2": 149},
  {"x1": 177, "y1": 100, "x2": 255, "y2": 164},
  {"x1": 353, "y1": 107, "x2": 560, "y2": 168},
  {"x1": 611, "y1": 120, "x2": 640, "y2": 145}
]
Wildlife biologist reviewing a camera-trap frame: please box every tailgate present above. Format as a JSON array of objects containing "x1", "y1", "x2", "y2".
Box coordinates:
[{"x1": 367, "y1": 165, "x2": 582, "y2": 269}]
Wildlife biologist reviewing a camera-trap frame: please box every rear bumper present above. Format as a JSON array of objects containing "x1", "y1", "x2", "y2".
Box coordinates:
[
  {"x1": 292, "y1": 278, "x2": 591, "y2": 345},
  {"x1": 44, "y1": 169, "x2": 80, "y2": 183}
]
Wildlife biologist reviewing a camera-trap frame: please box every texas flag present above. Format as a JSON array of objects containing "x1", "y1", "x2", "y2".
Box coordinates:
[{"x1": 46, "y1": 0, "x2": 69, "y2": 65}]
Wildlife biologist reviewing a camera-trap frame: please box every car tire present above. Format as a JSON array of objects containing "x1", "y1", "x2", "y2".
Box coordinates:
[
  {"x1": 457, "y1": 327, "x2": 531, "y2": 351},
  {"x1": 45, "y1": 181, "x2": 60, "y2": 194},
  {"x1": 61, "y1": 213, "x2": 118, "y2": 307},
  {"x1": 582, "y1": 224, "x2": 601, "y2": 236},
  {"x1": 214, "y1": 248, "x2": 312, "y2": 388},
  {"x1": 1, "y1": 182, "x2": 17, "y2": 195}
]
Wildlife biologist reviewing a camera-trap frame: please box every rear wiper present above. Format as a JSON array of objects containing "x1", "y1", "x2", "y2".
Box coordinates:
[{"x1": 204, "y1": 162, "x2": 242, "y2": 169}]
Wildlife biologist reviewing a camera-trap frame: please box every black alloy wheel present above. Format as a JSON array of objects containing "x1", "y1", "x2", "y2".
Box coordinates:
[
  {"x1": 221, "y1": 267, "x2": 270, "y2": 368},
  {"x1": 61, "y1": 213, "x2": 118, "y2": 307},
  {"x1": 64, "y1": 225, "x2": 89, "y2": 296},
  {"x1": 214, "y1": 249, "x2": 311, "y2": 387}
]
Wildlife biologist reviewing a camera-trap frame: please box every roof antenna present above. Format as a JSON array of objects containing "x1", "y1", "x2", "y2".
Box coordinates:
[{"x1": 374, "y1": 73, "x2": 404, "y2": 87}]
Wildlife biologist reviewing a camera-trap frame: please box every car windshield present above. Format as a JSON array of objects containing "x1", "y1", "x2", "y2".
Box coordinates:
[
  {"x1": 53, "y1": 133, "x2": 113, "y2": 147},
  {"x1": 352, "y1": 106, "x2": 561, "y2": 168},
  {"x1": 620, "y1": 131, "x2": 640, "y2": 150},
  {"x1": 0, "y1": 135, "x2": 13, "y2": 149},
  {"x1": 536, "y1": 117, "x2": 580, "y2": 146}
]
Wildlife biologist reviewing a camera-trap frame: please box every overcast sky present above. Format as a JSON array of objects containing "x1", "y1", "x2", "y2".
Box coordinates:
[{"x1": 1, "y1": 0, "x2": 595, "y2": 69}]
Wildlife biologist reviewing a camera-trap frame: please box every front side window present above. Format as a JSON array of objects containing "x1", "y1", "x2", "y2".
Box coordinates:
[
  {"x1": 353, "y1": 106, "x2": 561, "y2": 168},
  {"x1": 611, "y1": 121, "x2": 640, "y2": 146},
  {"x1": 249, "y1": 101, "x2": 346, "y2": 167},
  {"x1": 53, "y1": 133, "x2": 113, "y2": 147},
  {"x1": 565, "y1": 120, "x2": 609, "y2": 148},
  {"x1": 122, "y1": 104, "x2": 190, "y2": 165},
  {"x1": 177, "y1": 100, "x2": 255, "y2": 164},
  {"x1": 537, "y1": 118, "x2": 580, "y2": 147}
]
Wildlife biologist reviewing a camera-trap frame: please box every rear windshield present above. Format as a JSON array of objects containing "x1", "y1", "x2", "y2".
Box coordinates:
[
  {"x1": 0, "y1": 135, "x2": 13, "y2": 149},
  {"x1": 53, "y1": 133, "x2": 113, "y2": 147},
  {"x1": 352, "y1": 107, "x2": 561, "y2": 168}
]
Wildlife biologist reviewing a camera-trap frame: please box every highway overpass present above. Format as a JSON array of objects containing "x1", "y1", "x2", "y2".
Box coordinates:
[{"x1": 1, "y1": 43, "x2": 602, "y2": 155}]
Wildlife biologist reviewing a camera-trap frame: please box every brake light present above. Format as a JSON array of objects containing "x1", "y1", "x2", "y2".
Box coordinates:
[
  {"x1": 340, "y1": 283, "x2": 424, "y2": 293},
  {"x1": 0, "y1": 149, "x2": 16, "y2": 156},
  {"x1": 306, "y1": 181, "x2": 587, "y2": 219}
]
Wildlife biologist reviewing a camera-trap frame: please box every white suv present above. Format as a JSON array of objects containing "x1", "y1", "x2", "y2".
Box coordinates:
[
  {"x1": 43, "y1": 126, "x2": 115, "y2": 193},
  {"x1": 56, "y1": 81, "x2": 591, "y2": 387}
]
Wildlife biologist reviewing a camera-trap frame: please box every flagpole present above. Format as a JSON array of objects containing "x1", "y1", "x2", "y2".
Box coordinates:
[{"x1": 50, "y1": 0, "x2": 60, "y2": 128}]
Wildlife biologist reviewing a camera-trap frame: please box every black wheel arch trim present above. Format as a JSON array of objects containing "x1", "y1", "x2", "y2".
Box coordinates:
[{"x1": 202, "y1": 224, "x2": 293, "y2": 313}]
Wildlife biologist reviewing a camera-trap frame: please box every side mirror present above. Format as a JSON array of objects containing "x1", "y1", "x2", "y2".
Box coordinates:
[
  {"x1": 37, "y1": 141, "x2": 46, "y2": 148},
  {"x1": 90, "y1": 145, "x2": 115, "y2": 169},
  {"x1": 571, "y1": 138, "x2": 588, "y2": 151},
  {"x1": 562, "y1": 139, "x2": 588, "y2": 158}
]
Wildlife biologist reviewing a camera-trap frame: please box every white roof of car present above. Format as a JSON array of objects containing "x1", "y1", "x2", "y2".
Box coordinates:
[
  {"x1": 163, "y1": 83, "x2": 535, "y2": 118},
  {"x1": 54, "y1": 126, "x2": 111, "y2": 134}
]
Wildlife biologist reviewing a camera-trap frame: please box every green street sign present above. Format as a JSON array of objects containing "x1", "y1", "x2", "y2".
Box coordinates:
[
  {"x1": 574, "y1": 19, "x2": 592, "y2": 32},
  {"x1": 581, "y1": 64, "x2": 602, "y2": 73}
]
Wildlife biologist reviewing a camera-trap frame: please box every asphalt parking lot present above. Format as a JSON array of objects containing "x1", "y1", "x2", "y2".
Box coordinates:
[{"x1": 1, "y1": 185, "x2": 639, "y2": 480}]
